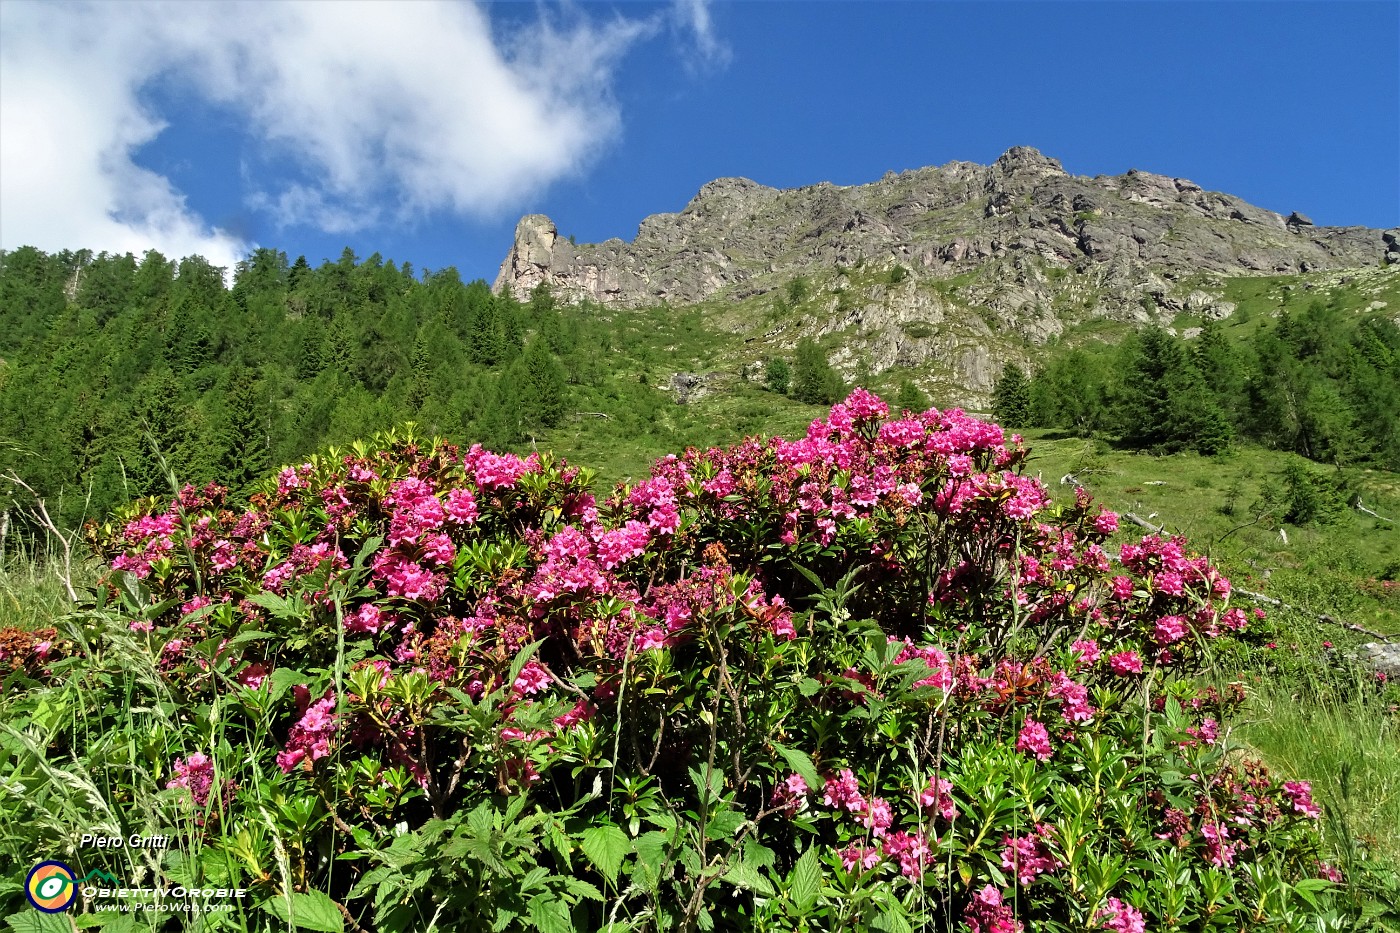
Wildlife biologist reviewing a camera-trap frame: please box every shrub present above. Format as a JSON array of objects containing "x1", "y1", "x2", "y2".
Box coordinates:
[
  {"x1": 2, "y1": 395, "x2": 1357, "y2": 931},
  {"x1": 765, "y1": 358, "x2": 792, "y2": 396}
]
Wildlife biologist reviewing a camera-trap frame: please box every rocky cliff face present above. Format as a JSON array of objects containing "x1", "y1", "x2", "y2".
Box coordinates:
[{"x1": 494, "y1": 147, "x2": 1398, "y2": 395}]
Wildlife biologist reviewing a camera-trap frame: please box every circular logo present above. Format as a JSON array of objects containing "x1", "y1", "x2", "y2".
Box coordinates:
[{"x1": 26, "y1": 861, "x2": 78, "y2": 912}]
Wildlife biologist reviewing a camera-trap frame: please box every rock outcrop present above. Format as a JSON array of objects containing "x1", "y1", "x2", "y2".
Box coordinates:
[{"x1": 493, "y1": 147, "x2": 1396, "y2": 395}]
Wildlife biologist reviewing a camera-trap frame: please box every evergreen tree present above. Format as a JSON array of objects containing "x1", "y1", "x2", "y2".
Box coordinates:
[
  {"x1": 518, "y1": 337, "x2": 568, "y2": 433},
  {"x1": 765, "y1": 358, "x2": 791, "y2": 395},
  {"x1": 894, "y1": 379, "x2": 930, "y2": 413},
  {"x1": 213, "y1": 367, "x2": 271, "y2": 499},
  {"x1": 792, "y1": 339, "x2": 844, "y2": 405},
  {"x1": 991, "y1": 363, "x2": 1033, "y2": 428},
  {"x1": 1029, "y1": 350, "x2": 1112, "y2": 434}
]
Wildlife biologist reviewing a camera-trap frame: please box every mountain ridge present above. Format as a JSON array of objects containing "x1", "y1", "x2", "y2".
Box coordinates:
[{"x1": 494, "y1": 146, "x2": 1398, "y2": 394}]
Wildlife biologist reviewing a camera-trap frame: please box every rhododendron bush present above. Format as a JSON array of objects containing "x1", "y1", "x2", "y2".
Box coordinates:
[{"x1": 83, "y1": 391, "x2": 1345, "y2": 932}]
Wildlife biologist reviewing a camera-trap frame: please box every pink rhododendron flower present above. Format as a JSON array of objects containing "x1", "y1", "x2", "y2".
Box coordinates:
[
  {"x1": 822, "y1": 769, "x2": 865, "y2": 812},
  {"x1": 464, "y1": 446, "x2": 532, "y2": 490},
  {"x1": 859, "y1": 796, "x2": 894, "y2": 837},
  {"x1": 1201, "y1": 821, "x2": 1236, "y2": 867},
  {"x1": 918, "y1": 776, "x2": 958, "y2": 821},
  {"x1": 513, "y1": 661, "x2": 551, "y2": 697},
  {"x1": 1092, "y1": 510, "x2": 1119, "y2": 534},
  {"x1": 882, "y1": 829, "x2": 933, "y2": 879},
  {"x1": 839, "y1": 843, "x2": 881, "y2": 872},
  {"x1": 1049, "y1": 672, "x2": 1095, "y2": 724},
  {"x1": 347, "y1": 603, "x2": 391, "y2": 635},
  {"x1": 596, "y1": 521, "x2": 650, "y2": 570},
  {"x1": 1184, "y1": 717, "x2": 1219, "y2": 747},
  {"x1": 276, "y1": 692, "x2": 338, "y2": 773},
  {"x1": 1282, "y1": 781, "x2": 1322, "y2": 819},
  {"x1": 553, "y1": 700, "x2": 597, "y2": 729},
  {"x1": 1000, "y1": 829, "x2": 1059, "y2": 885},
  {"x1": 167, "y1": 753, "x2": 215, "y2": 808},
  {"x1": 1094, "y1": 897, "x2": 1146, "y2": 933},
  {"x1": 964, "y1": 885, "x2": 1023, "y2": 933},
  {"x1": 1109, "y1": 650, "x2": 1143, "y2": 676},
  {"x1": 1070, "y1": 639, "x2": 1101, "y2": 667},
  {"x1": 443, "y1": 487, "x2": 478, "y2": 524},
  {"x1": 236, "y1": 663, "x2": 270, "y2": 689},
  {"x1": 1154, "y1": 614, "x2": 1189, "y2": 645},
  {"x1": 1016, "y1": 718, "x2": 1053, "y2": 761},
  {"x1": 771, "y1": 773, "x2": 809, "y2": 816}
]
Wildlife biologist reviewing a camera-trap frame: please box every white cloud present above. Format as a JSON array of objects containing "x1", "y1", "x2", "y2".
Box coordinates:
[
  {"x1": 0, "y1": 0, "x2": 685, "y2": 265},
  {"x1": 673, "y1": 0, "x2": 731, "y2": 71},
  {"x1": 0, "y1": 1, "x2": 248, "y2": 270}
]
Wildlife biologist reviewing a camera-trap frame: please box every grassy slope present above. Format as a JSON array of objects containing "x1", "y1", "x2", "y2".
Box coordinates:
[{"x1": 4, "y1": 263, "x2": 1399, "y2": 913}]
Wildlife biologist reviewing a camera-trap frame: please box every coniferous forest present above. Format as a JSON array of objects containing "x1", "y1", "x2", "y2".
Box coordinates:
[
  {"x1": 1007, "y1": 310, "x2": 1400, "y2": 469},
  {"x1": 0, "y1": 246, "x2": 617, "y2": 524}
]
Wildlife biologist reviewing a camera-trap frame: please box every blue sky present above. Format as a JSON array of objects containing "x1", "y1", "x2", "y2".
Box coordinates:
[{"x1": 2, "y1": 1, "x2": 1396, "y2": 283}]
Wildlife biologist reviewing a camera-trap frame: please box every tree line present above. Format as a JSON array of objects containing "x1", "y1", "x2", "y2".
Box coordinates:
[
  {"x1": 991, "y1": 302, "x2": 1400, "y2": 472},
  {"x1": 0, "y1": 246, "x2": 590, "y2": 526}
]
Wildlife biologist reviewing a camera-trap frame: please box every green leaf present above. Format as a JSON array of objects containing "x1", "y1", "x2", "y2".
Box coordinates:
[
  {"x1": 247, "y1": 591, "x2": 302, "y2": 619},
  {"x1": 261, "y1": 891, "x2": 347, "y2": 932},
  {"x1": 579, "y1": 824, "x2": 630, "y2": 887},
  {"x1": 632, "y1": 831, "x2": 669, "y2": 890},
  {"x1": 723, "y1": 859, "x2": 776, "y2": 896},
  {"x1": 224, "y1": 629, "x2": 277, "y2": 649},
  {"x1": 266, "y1": 666, "x2": 307, "y2": 703},
  {"x1": 706, "y1": 808, "x2": 747, "y2": 840},
  {"x1": 788, "y1": 846, "x2": 821, "y2": 916},
  {"x1": 772, "y1": 743, "x2": 821, "y2": 791},
  {"x1": 870, "y1": 904, "x2": 913, "y2": 933},
  {"x1": 527, "y1": 894, "x2": 573, "y2": 933},
  {"x1": 7, "y1": 913, "x2": 75, "y2": 933},
  {"x1": 563, "y1": 877, "x2": 604, "y2": 902}
]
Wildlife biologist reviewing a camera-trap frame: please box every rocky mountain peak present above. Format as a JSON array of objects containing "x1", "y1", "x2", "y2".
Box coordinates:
[
  {"x1": 992, "y1": 145, "x2": 1067, "y2": 176},
  {"x1": 691, "y1": 176, "x2": 775, "y2": 204},
  {"x1": 492, "y1": 150, "x2": 1396, "y2": 396}
]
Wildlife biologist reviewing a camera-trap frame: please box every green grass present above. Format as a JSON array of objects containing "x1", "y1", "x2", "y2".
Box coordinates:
[
  {"x1": 1239, "y1": 679, "x2": 1399, "y2": 860},
  {"x1": 1230, "y1": 671, "x2": 1400, "y2": 919},
  {"x1": 0, "y1": 560, "x2": 82, "y2": 631}
]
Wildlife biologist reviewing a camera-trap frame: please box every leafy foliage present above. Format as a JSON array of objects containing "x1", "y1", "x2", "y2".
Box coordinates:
[{"x1": 1, "y1": 393, "x2": 1372, "y2": 931}]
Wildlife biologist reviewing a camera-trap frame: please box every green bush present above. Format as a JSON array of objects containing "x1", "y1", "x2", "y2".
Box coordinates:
[{"x1": 0, "y1": 395, "x2": 1367, "y2": 931}]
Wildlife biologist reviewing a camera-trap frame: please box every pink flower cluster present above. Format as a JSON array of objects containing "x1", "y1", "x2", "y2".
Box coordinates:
[
  {"x1": 963, "y1": 885, "x2": 1024, "y2": 933},
  {"x1": 810, "y1": 768, "x2": 951, "y2": 880},
  {"x1": 167, "y1": 753, "x2": 215, "y2": 809},
  {"x1": 1015, "y1": 718, "x2": 1053, "y2": 761},
  {"x1": 1000, "y1": 827, "x2": 1060, "y2": 885},
  {"x1": 1282, "y1": 781, "x2": 1322, "y2": 819},
  {"x1": 1094, "y1": 897, "x2": 1146, "y2": 933},
  {"x1": 276, "y1": 690, "x2": 339, "y2": 773}
]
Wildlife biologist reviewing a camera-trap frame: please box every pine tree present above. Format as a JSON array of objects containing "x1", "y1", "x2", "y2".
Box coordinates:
[
  {"x1": 991, "y1": 363, "x2": 1032, "y2": 428},
  {"x1": 519, "y1": 337, "x2": 567, "y2": 432},
  {"x1": 792, "y1": 339, "x2": 844, "y2": 405},
  {"x1": 895, "y1": 379, "x2": 930, "y2": 413},
  {"x1": 214, "y1": 367, "x2": 271, "y2": 499}
]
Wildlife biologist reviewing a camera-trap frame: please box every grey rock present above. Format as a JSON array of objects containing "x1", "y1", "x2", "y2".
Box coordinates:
[
  {"x1": 1359, "y1": 642, "x2": 1400, "y2": 679},
  {"x1": 493, "y1": 147, "x2": 1395, "y2": 400}
]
